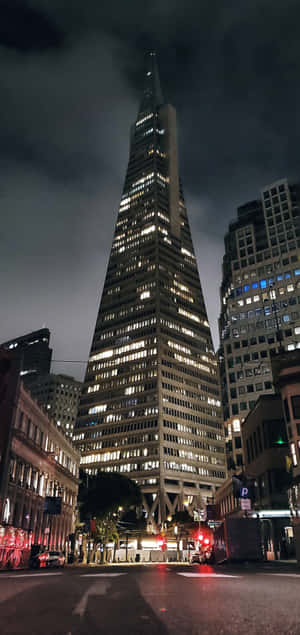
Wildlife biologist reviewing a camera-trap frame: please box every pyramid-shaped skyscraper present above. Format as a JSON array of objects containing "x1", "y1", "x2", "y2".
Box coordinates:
[{"x1": 74, "y1": 53, "x2": 226, "y2": 525}]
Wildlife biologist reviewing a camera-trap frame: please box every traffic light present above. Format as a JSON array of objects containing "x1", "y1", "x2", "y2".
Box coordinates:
[
  {"x1": 157, "y1": 536, "x2": 167, "y2": 551},
  {"x1": 274, "y1": 436, "x2": 288, "y2": 447},
  {"x1": 197, "y1": 533, "x2": 204, "y2": 542}
]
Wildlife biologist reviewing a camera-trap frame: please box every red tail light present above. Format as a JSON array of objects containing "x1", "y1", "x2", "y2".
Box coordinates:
[
  {"x1": 198, "y1": 534, "x2": 204, "y2": 542},
  {"x1": 204, "y1": 538, "x2": 210, "y2": 545}
]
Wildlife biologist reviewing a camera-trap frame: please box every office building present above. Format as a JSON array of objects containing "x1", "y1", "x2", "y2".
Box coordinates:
[
  {"x1": 28, "y1": 373, "x2": 82, "y2": 440},
  {"x1": 215, "y1": 394, "x2": 293, "y2": 561},
  {"x1": 272, "y1": 349, "x2": 300, "y2": 562},
  {"x1": 1, "y1": 328, "x2": 52, "y2": 381},
  {"x1": 0, "y1": 351, "x2": 80, "y2": 569},
  {"x1": 74, "y1": 53, "x2": 226, "y2": 525},
  {"x1": 219, "y1": 179, "x2": 300, "y2": 469}
]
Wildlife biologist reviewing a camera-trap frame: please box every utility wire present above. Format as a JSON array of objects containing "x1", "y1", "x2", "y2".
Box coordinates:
[{"x1": 52, "y1": 359, "x2": 88, "y2": 364}]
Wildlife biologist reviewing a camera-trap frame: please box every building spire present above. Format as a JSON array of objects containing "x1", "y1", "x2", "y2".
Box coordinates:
[{"x1": 138, "y1": 51, "x2": 164, "y2": 117}]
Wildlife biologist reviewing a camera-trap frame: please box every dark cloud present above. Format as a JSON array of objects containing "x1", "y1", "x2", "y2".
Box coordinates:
[
  {"x1": 1, "y1": 0, "x2": 299, "y2": 378},
  {"x1": 0, "y1": 0, "x2": 63, "y2": 51}
]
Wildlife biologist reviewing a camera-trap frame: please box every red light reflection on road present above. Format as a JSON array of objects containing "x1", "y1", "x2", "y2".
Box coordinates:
[
  {"x1": 156, "y1": 563, "x2": 167, "y2": 575},
  {"x1": 194, "y1": 563, "x2": 214, "y2": 574}
]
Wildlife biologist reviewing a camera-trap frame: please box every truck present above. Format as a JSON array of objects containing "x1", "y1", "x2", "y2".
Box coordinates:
[{"x1": 214, "y1": 517, "x2": 263, "y2": 563}]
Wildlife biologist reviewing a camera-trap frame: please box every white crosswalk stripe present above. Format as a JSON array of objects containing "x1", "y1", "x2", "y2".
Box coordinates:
[
  {"x1": 80, "y1": 573, "x2": 127, "y2": 577},
  {"x1": 260, "y1": 573, "x2": 300, "y2": 578},
  {"x1": 7, "y1": 572, "x2": 63, "y2": 578},
  {"x1": 177, "y1": 573, "x2": 242, "y2": 578}
]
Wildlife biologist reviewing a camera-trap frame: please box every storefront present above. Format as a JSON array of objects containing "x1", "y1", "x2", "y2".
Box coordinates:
[{"x1": 0, "y1": 524, "x2": 33, "y2": 570}]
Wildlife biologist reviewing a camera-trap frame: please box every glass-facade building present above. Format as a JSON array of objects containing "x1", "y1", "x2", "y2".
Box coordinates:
[
  {"x1": 219, "y1": 179, "x2": 300, "y2": 470},
  {"x1": 73, "y1": 53, "x2": 225, "y2": 525}
]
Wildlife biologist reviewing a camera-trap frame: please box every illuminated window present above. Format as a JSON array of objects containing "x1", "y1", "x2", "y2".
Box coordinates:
[
  {"x1": 141, "y1": 224, "x2": 155, "y2": 236},
  {"x1": 181, "y1": 247, "x2": 195, "y2": 259},
  {"x1": 178, "y1": 308, "x2": 200, "y2": 323},
  {"x1": 88, "y1": 404, "x2": 107, "y2": 414},
  {"x1": 232, "y1": 419, "x2": 241, "y2": 432},
  {"x1": 291, "y1": 443, "x2": 297, "y2": 466},
  {"x1": 88, "y1": 384, "x2": 100, "y2": 393},
  {"x1": 168, "y1": 340, "x2": 191, "y2": 355},
  {"x1": 140, "y1": 291, "x2": 150, "y2": 300},
  {"x1": 136, "y1": 113, "x2": 153, "y2": 127}
]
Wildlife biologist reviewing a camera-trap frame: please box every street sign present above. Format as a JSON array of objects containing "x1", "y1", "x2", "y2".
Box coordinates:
[
  {"x1": 241, "y1": 498, "x2": 251, "y2": 511},
  {"x1": 240, "y1": 487, "x2": 249, "y2": 498}
]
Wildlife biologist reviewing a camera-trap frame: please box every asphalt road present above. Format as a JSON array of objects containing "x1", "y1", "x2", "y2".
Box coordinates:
[{"x1": 1, "y1": 563, "x2": 300, "y2": 635}]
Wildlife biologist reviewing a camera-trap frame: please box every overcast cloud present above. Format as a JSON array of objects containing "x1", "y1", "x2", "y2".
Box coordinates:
[{"x1": 1, "y1": 0, "x2": 299, "y2": 380}]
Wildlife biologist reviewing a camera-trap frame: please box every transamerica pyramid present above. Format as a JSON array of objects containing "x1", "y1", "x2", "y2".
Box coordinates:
[{"x1": 74, "y1": 52, "x2": 226, "y2": 526}]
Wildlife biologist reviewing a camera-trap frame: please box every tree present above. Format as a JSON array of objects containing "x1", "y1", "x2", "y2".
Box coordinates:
[
  {"x1": 78, "y1": 471, "x2": 142, "y2": 520},
  {"x1": 91, "y1": 515, "x2": 119, "y2": 564},
  {"x1": 172, "y1": 510, "x2": 192, "y2": 525},
  {"x1": 78, "y1": 471, "x2": 142, "y2": 563}
]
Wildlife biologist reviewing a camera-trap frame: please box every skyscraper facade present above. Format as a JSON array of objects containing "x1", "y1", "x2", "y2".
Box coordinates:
[
  {"x1": 219, "y1": 178, "x2": 300, "y2": 469},
  {"x1": 1, "y1": 328, "x2": 52, "y2": 381},
  {"x1": 74, "y1": 53, "x2": 226, "y2": 525},
  {"x1": 28, "y1": 373, "x2": 82, "y2": 440}
]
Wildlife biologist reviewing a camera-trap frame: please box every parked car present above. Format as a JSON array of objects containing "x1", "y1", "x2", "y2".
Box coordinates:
[
  {"x1": 29, "y1": 551, "x2": 65, "y2": 569},
  {"x1": 191, "y1": 552, "x2": 202, "y2": 564},
  {"x1": 190, "y1": 547, "x2": 215, "y2": 565}
]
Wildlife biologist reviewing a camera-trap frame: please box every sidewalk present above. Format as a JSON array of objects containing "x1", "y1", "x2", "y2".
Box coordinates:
[
  {"x1": 216, "y1": 558, "x2": 300, "y2": 573},
  {"x1": 69, "y1": 560, "x2": 191, "y2": 567}
]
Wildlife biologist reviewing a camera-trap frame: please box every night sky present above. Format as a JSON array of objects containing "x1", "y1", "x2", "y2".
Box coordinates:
[{"x1": 1, "y1": 0, "x2": 300, "y2": 380}]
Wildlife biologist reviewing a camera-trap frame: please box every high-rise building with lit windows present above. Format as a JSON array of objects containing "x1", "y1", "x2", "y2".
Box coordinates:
[
  {"x1": 219, "y1": 178, "x2": 300, "y2": 471},
  {"x1": 1, "y1": 328, "x2": 52, "y2": 381},
  {"x1": 27, "y1": 373, "x2": 82, "y2": 440},
  {"x1": 74, "y1": 53, "x2": 226, "y2": 526}
]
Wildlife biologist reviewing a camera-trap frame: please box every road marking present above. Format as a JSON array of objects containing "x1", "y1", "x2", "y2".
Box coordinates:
[
  {"x1": 73, "y1": 581, "x2": 110, "y2": 617},
  {"x1": 7, "y1": 572, "x2": 63, "y2": 578},
  {"x1": 177, "y1": 573, "x2": 242, "y2": 578},
  {"x1": 80, "y1": 573, "x2": 127, "y2": 577},
  {"x1": 261, "y1": 573, "x2": 300, "y2": 578}
]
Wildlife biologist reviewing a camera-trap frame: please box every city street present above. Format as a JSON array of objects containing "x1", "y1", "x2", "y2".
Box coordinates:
[{"x1": 1, "y1": 563, "x2": 300, "y2": 634}]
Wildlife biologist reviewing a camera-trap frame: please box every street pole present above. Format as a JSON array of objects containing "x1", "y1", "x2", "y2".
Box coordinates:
[{"x1": 47, "y1": 516, "x2": 52, "y2": 551}]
